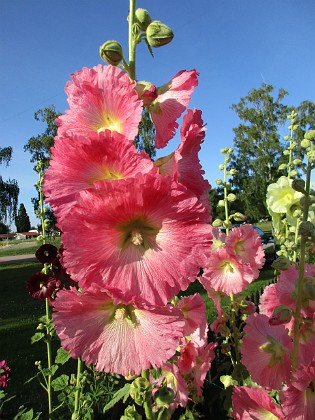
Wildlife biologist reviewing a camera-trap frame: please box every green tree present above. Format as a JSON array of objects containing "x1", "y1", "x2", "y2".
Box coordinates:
[
  {"x1": 0, "y1": 146, "x2": 19, "y2": 223},
  {"x1": 0, "y1": 221, "x2": 9, "y2": 234},
  {"x1": 229, "y1": 83, "x2": 290, "y2": 221},
  {"x1": 134, "y1": 108, "x2": 156, "y2": 159},
  {"x1": 15, "y1": 203, "x2": 31, "y2": 232}
]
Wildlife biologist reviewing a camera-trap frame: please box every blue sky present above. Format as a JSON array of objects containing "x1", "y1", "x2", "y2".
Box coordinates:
[{"x1": 1, "y1": 0, "x2": 315, "y2": 228}]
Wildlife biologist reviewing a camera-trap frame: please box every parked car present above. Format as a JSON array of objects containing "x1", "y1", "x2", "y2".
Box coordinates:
[{"x1": 252, "y1": 225, "x2": 278, "y2": 262}]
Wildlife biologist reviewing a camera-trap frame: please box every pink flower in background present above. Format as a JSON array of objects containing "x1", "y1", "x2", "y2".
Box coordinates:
[
  {"x1": 43, "y1": 130, "x2": 155, "y2": 220},
  {"x1": 53, "y1": 287, "x2": 184, "y2": 376},
  {"x1": 281, "y1": 360, "x2": 315, "y2": 419},
  {"x1": 189, "y1": 342, "x2": 217, "y2": 397},
  {"x1": 178, "y1": 340, "x2": 199, "y2": 374},
  {"x1": 0, "y1": 360, "x2": 10, "y2": 388},
  {"x1": 226, "y1": 225, "x2": 265, "y2": 275},
  {"x1": 60, "y1": 172, "x2": 212, "y2": 306},
  {"x1": 177, "y1": 293, "x2": 208, "y2": 339},
  {"x1": 56, "y1": 65, "x2": 142, "y2": 141},
  {"x1": 148, "y1": 70, "x2": 199, "y2": 148},
  {"x1": 232, "y1": 386, "x2": 284, "y2": 419},
  {"x1": 201, "y1": 247, "x2": 254, "y2": 295},
  {"x1": 155, "y1": 109, "x2": 211, "y2": 209},
  {"x1": 241, "y1": 313, "x2": 292, "y2": 389}
]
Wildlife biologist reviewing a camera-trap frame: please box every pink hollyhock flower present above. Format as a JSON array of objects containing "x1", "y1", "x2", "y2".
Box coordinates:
[
  {"x1": 200, "y1": 247, "x2": 255, "y2": 295},
  {"x1": 225, "y1": 225, "x2": 265, "y2": 275},
  {"x1": 53, "y1": 287, "x2": 184, "y2": 376},
  {"x1": 154, "y1": 363, "x2": 189, "y2": 409},
  {"x1": 60, "y1": 172, "x2": 212, "y2": 306},
  {"x1": 154, "y1": 109, "x2": 211, "y2": 209},
  {"x1": 232, "y1": 386, "x2": 284, "y2": 419},
  {"x1": 275, "y1": 264, "x2": 315, "y2": 319},
  {"x1": 189, "y1": 342, "x2": 217, "y2": 397},
  {"x1": 148, "y1": 70, "x2": 199, "y2": 149},
  {"x1": 281, "y1": 360, "x2": 315, "y2": 420},
  {"x1": 56, "y1": 65, "x2": 142, "y2": 141},
  {"x1": 241, "y1": 313, "x2": 293, "y2": 389},
  {"x1": 178, "y1": 339, "x2": 199, "y2": 374},
  {"x1": 43, "y1": 130, "x2": 155, "y2": 220},
  {"x1": 0, "y1": 360, "x2": 10, "y2": 388},
  {"x1": 177, "y1": 293, "x2": 208, "y2": 339}
]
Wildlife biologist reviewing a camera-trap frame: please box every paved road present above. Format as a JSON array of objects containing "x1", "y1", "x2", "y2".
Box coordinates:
[{"x1": 0, "y1": 254, "x2": 37, "y2": 265}]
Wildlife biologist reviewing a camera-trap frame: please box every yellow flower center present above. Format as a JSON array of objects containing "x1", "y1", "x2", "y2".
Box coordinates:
[
  {"x1": 97, "y1": 113, "x2": 122, "y2": 134},
  {"x1": 117, "y1": 216, "x2": 160, "y2": 251},
  {"x1": 259, "y1": 335, "x2": 286, "y2": 367}
]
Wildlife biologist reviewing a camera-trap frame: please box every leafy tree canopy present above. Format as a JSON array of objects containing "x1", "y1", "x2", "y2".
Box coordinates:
[
  {"x1": 0, "y1": 147, "x2": 19, "y2": 223},
  {"x1": 15, "y1": 203, "x2": 31, "y2": 232}
]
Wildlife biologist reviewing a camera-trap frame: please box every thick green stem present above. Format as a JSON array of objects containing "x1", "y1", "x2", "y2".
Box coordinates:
[
  {"x1": 128, "y1": 0, "x2": 136, "y2": 80},
  {"x1": 223, "y1": 159, "x2": 229, "y2": 235},
  {"x1": 72, "y1": 358, "x2": 83, "y2": 419},
  {"x1": 141, "y1": 370, "x2": 153, "y2": 420},
  {"x1": 45, "y1": 298, "x2": 53, "y2": 418},
  {"x1": 292, "y1": 161, "x2": 312, "y2": 370}
]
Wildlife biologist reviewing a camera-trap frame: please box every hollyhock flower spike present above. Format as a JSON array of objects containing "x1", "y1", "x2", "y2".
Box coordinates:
[
  {"x1": 155, "y1": 109, "x2": 211, "y2": 209},
  {"x1": 56, "y1": 65, "x2": 142, "y2": 141},
  {"x1": 43, "y1": 130, "x2": 156, "y2": 220},
  {"x1": 144, "y1": 70, "x2": 199, "y2": 149},
  {"x1": 241, "y1": 313, "x2": 293, "y2": 389},
  {"x1": 60, "y1": 172, "x2": 212, "y2": 306},
  {"x1": 53, "y1": 287, "x2": 185, "y2": 376},
  {"x1": 232, "y1": 386, "x2": 284, "y2": 420}
]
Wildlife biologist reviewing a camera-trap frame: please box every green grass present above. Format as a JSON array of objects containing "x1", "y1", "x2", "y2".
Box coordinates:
[
  {"x1": 0, "y1": 261, "x2": 275, "y2": 417},
  {"x1": 0, "y1": 238, "x2": 61, "y2": 257}
]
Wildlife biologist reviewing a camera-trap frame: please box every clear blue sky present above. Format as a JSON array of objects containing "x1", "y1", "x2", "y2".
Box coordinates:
[{"x1": 1, "y1": 0, "x2": 315, "y2": 228}]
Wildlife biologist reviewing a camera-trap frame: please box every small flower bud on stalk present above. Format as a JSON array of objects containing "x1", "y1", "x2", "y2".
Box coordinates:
[
  {"x1": 153, "y1": 386, "x2": 175, "y2": 406},
  {"x1": 216, "y1": 179, "x2": 223, "y2": 186},
  {"x1": 227, "y1": 193, "x2": 236, "y2": 202},
  {"x1": 232, "y1": 212, "x2": 246, "y2": 222},
  {"x1": 99, "y1": 40, "x2": 124, "y2": 66},
  {"x1": 271, "y1": 256, "x2": 291, "y2": 271},
  {"x1": 302, "y1": 276, "x2": 315, "y2": 300},
  {"x1": 239, "y1": 300, "x2": 256, "y2": 315},
  {"x1": 146, "y1": 21, "x2": 174, "y2": 47},
  {"x1": 129, "y1": 377, "x2": 152, "y2": 405},
  {"x1": 269, "y1": 305, "x2": 292, "y2": 326},
  {"x1": 135, "y1": 8, "x2": 152, "y2": 30},
  {"x1": 292, "y1": 178, "x2": 306, "y2": 193},
  {"x1": 212, "y1": 218, "x2": 223, "y2": 227},
  {"x1": 301, "y1": 139, "x2": 311, "y2": 149},
  {"x1": 299, "y1": 221, "x2": 315, "y2": 240},
  {"x1": 304, "y1": 130, "x2": 315, "y2": 141}
]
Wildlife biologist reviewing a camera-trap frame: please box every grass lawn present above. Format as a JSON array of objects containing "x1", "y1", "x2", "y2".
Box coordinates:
[
  {"x1": 0, "y1": 238, "x2": 61, "y2": 257},
  {"x1": 0, "y1": 261, "x2": 275, "y2": 417}
]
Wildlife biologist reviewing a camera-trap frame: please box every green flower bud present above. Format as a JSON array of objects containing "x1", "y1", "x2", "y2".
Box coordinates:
[
  {"x1": 278, "y1": 163, "x2": 287, "y2": 170},
  {"x1": 284, "y1": 135, "x2": 290, "y2": 141},
  {"x1": 99, "y1": 40, "x2": 123, "y2": 66},
  {"x1": 153, "y1": 386, "x2": 175, "y2": 406},
  {"x1": 218, "y1": 164, "x2": 224, "y2": 170},
  {"x1": 229, "y1": 168, "x2": 238, "y2": 176},
  {"x1": 216, "y1": 179, "x2": 223, "y2": 186},
  {"x1": 269, "y1": 305, "x2": 293, "y2": 325},
  {"x1": 232, "y1": 212, "x2": 246, "y2": 222},
  {"x1": 212, "y1": 218, "x2": 223, "y2": 227},
  {"x1": 271, "y1": 256, "x2": 291, "y2": 271},
  {"x1": 283, "y1": 150, "x2": 290, "y2": 156},
  {"x1": 298, "y1": 221, "x2": 315, "y2": 239},
  {"x1": 129, "y1": 377, "x2": 151, "y2": 405},
  {"x1": 135, "y1": 8, "x2": 152, "y2": 30},
  {"x1": 304, "y1": 130, "x2": 315, "y2": 141},
  {"x1": 146, "y1": 21, "x2": 174, "y2": 47},
  {"x1": 292, "y1": 179, "x2": 306, "y2": 193},
  {"x1": 289, "y1": 170, "x2": 298, "y2": 177},
  {"x1": 301, "y1": 139, "x2": 311, "y2": 149},
  {"x1": 307, "y1": 149, "x2": 315, "y2": 163},
  {"x1": 218, "y1": 199, "x2": 225, "y2": 207},
  {"x1": 121, "y1": 405, "x2": 142, "y2": 420},
  {"x1": 227, "y1": 193, "x2": 236, "y2": 202},
  {"x1": 292, "y1": 158, "x2": 302, "y2": 165},
  {"x1": 302, "y1": 276, "x2": 315, "y2": 300}
]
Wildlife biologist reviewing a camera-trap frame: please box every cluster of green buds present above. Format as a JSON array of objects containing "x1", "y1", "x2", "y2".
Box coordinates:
[
  {"x1": 212, "y1": 147, "x2": 246, "y2": 232},
  {"x1": 280, "y1": 110, "x2": 301, "y2": 178},
  {"x1": 99, "y1": 7, "x2": 173, "y2": 67}
]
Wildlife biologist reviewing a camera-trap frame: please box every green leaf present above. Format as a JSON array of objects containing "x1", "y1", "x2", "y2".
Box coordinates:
[
  {"x1": 41, "y1": 364, "x2": 58, "y2": 377},
  {"x1": 51, "y1": 374, "x2": 69, "y2": 391},
  {"x1": 13, "y1": 408, "x2": 41, "y2": 420},
  {"x1": 103, "y1": 383, "x2": 131, "y2": 413},
  {"x1": 31, "y1": 332, "x2": 45, "y2": 344},
  {"x1": 55, "y1": 347, "x2": 71, "y2": 365}
]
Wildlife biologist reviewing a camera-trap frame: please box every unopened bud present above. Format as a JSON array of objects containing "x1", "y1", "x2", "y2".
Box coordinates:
[
  {"x1": 135, "y1": 8, "x2": 152, "y2": 30},
  {"x1": 299, "y1": 221, "x2": 315, "y2": 239},
  {"x1": 271, "y1": 256, "x2": 290, "y2": 271},
  {"x1": 293, "y1": 158, "x2": 302, "y2": 165},
  {"x1": 269, "y1": 305, "x2": 292, "y2": 325},
  {"x1": 303, "y1": 276, "x2": 315, "y2": 300},
  {"x1": 153, "y1": 386, "x2": 175, "y2": 406},
  {"x1": 218, "y1": 164, "x2": 224, "y2": 170},
  {"x1": 307, "y1": 149, "x2": 315, "y2": 163},
  {"x1": 135, "y1": 81, "x2": 158, "y2": 106},
  {"x1": 301, "y1": 139, "x2": 310, "y2": 149},
  {"x1": 304, "y1": 130, "x2": 315, "y2": 141},
  {"x1": 292, "y1": 179, "x2": 306, "y2": 193},
  {"x1": 218, "y1": 200, "x2": 225, "y2": 207},
  {"x1": 283, "y1": 150, "x2": 290, "y2": 155},
  {"x1": 227, "y1": 193, "x2": 236, "y2": 202},
  {"x1": 232, "y1": 212, "x2": 246, "y2": 222},
  {"x1": 216, "y1": 179, "x2": 223, "y2": 186},
  {"x1": 212, "y1": 218, "x2": 223, "y2": 227},
  {"x1": 129, "y1": 377, "x2": 151, "y2": 405},
  {"x1": 100, "y1": 40, "x2": 123, "y2": 66},
  {"x1": 289, "y1": 170, "x2": 298, "y2": 177},
  {"x1": 146, "y1": 21, "x2": 174, "y2": 48},
  {"x1": 278, "y1": 163, "x2": 287, "y2": 170},
  {"x1": 229, "y1": 169, "x2": 237, "y2": 176},
  {"x1": 121, "y1": 405, "x2": 142, "y2": 420},
  {"x1": 240, "y1": 300, "x2": 256, "y2": 315}
]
